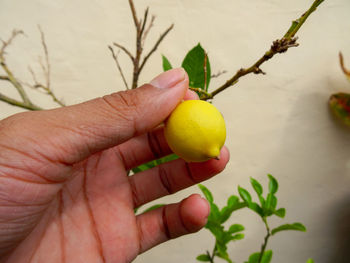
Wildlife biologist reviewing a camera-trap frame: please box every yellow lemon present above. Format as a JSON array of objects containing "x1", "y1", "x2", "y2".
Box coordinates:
[{"x1": 164, "y1": 100, "x2": 226, "y2": 162}]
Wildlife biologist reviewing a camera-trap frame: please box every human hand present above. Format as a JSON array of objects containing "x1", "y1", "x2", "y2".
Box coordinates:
[{"x1": 0, "y1": 68, "x2": 229, "y2": 263}]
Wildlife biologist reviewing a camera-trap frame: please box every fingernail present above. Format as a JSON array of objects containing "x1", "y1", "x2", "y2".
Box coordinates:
[
  {"x1": 201, "y1": 197, "x2": 210, "y2": 219},
  {"x1": 150, "y1": 68, "x2": 186, "y2": 89}
]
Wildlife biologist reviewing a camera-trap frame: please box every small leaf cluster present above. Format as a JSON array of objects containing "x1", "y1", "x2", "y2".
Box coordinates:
[
  {"x1": 239, "y1": 174, "x2": 285, "y2": 219},
  {"x1": 197, "y1": 184, "x2": 246, "y2": 262},
  {"x1": 197, "y1": 175, "x2": 310, "y2": 263}
]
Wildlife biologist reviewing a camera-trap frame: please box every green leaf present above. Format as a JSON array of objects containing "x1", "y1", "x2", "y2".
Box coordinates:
[
  {"x1": 215, "y1": 242, "x2": 232, "y2": 263},
  {"x1": 205, "y1": 221, "x2": 224, "y2": 240},
  {"x1": 267, "y1": 174, "x2": 278, "y2": 194},
  {"x1": 231, "y1": 233, "x2": 244, "y2": 241},
  {"x1": 248, "y1": 202, "x2": 264, "y2": 216},
  {"x1": 220, "y1": 196, "x2": 245, "y2": 223},
  {"x1": 329, "y1": 93, "x2": 350, "y2": 127},
  {"x1": 162, "y1": 55, "x2": 173, "y2": 71},
  {"x1": 132, "y1": 154, "x2": 178, "y2": 173},
  {"x1": 247, "y1": 250, "x2": 273, "y2": 263},
  {"x1": 132, "y1": 162, "x2": 156, "y2": 174},
  {"x1": 196, "y1": 254, "x2": 211, "y2": 262},
  {"x1": 274, "y1": 208, "x2": 286, "y2": 218},
  {"x1": 227, "y1": 195, "x2": 239, "y2": 207},
  {"x1": 141, "y1": 204, "x2": 165, "y2": 213},
  {"x1": 208, "y1": 202, "x2": 221, "y2": 223},
  {"x1": 271, "y1": 222, "x2": 306, "y2": 235},
  {"x1": 228, "y1": 224, "x2": 245, "y2": 234},
  {"x1": 198, "y1": 184, "x2": 213, "y2": 203},
  {"x1": 264, "y1": 193, "x2": 277, "y2": 215},
  {"x1": 306, "y1": 259, "x2": 315, "y2": 263},
  {"x1": 238, "y1": 186, "x2": 252, "y2": 204},
  {"x1": 181, "y1": 43, "x2": 211, "y2": 91},
  {"x1": 250, "y1": 177, "x2": 263, "y2": 196}
]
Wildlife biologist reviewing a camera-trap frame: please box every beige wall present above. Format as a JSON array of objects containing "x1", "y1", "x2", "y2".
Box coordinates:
[{"x1": 1, "y1": 0, "x2": 350, "y2": 262}]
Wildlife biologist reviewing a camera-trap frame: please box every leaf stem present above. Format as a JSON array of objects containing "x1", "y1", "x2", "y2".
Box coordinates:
[
  {"x1": 258, "y1": 217, "x2": 271, "y2": 263},
  {"x1": 202, "y1": 0, "x2": 325, "y2": 100}
]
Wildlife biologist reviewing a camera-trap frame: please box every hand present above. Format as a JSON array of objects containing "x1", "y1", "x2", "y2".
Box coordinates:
[{"x1": 0, "y1": 68, "x2": 229, "y2": 263}]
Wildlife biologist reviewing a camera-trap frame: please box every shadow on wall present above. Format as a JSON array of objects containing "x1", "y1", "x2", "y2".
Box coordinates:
[
  {"x1": 262, "y1": 80, "x2": 350, "y2": 262},
  {"x1": 330, "y1": 195, "x2": 350, "y2": 263}
]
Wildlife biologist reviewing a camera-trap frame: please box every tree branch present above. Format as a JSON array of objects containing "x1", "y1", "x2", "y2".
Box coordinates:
[
  {"x1": 108, "y1": 46, "x2": 129, "y2": 90},
  {"x1": 0, "y1": 75, "x2": 9, "y2": 81},
  {"x1": 142, "y1": 15, "x2": 155, "y2": 45},
  {"x1": 139, "y1": 24, "x2": 174, "y2": 74},
  {"x1": 202, "y1": 0, "x2": 325, "y2": 100},
  {"x1": 110, "y1": 0, "x2": 173, "y2": 90},
  {"x1": 339, "y1": 52, "x2": 350, "y2": 78},
  {"x1": 128, "y1": 0, "x2": 140, "y2": 32},
  {"x1": 140, "y1": 7, "x2": 149, "y2": 39},
  {"x1": 0, "y1": 92, "x2": 42, "y2": 111},
  {"x1": 0, "y1": 28, "x2": 65, "y2": 110},
  {"x1": 113, "y1": 42, "x2": 134, "y2": 62}
]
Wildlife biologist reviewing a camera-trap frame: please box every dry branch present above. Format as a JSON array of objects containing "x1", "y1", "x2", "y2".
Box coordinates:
[
  {"x1": 110, "y1": 0, "x2": 173, "y2": 90},
  {"x1": 0, "y1": 28, "x2": 65, "y2": 110},
  {"x1": 201, "y1": 0, "x2": 325, "y2": 100}
]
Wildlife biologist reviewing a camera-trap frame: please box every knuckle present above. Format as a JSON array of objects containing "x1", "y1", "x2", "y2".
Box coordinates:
[{"x1": 102, "y1": 91, "x2": 143, "y2": 132}]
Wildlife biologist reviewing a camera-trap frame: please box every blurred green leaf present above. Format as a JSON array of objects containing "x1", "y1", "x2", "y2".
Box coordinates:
[
  {"x1": 132, "y1": 162, "x2": 155, "y2": 174},
  {"x1": 220, "y1": 196, "x2": 246, "y2": 223},
  {"x1": 238, "y1": 186, "x2": 252, "y2": 204},
  {"x1": 205, "y1": 221, "x2": 223, "y2": 240},
  {"x1": 248, "y1": 202, "x2": 264, "y2": 216},
  {"x1": 196, "y1": 254, "x2": 211, "y2": 262},
  {"x1": 247, "y1": 250, "x2": 273, "y2": 263},
  {"x1": 259, "y1": 196, "x2": 266, "y2": 207},
  {"x1": 228, "y1": 224, "x2": 245, "y2": 234},
  {"x1": 132, "y1": 154, "x2": 178, "y2": 174},
  {"x1": 274, "y1": 208, "x2": 286, "y2": 218},
  {"x1": 141, "y1": 204, "x2": 165, "y2": 213},
  {"x1": 250, "y1": 177, "x2": 263, "y2": 196},
  {"x1": 227, "y1": 195, "x2": 239, "y2": 207},
  {"x1": 306, "y1": 258, "x2": 315, "y2": 263},
  {"x1": 198, "y1": 184, "x2": 213, "y2": 203},
  {"x1": 267, "y1": 174, "x2": 278, "y2": 194},
  {"x1": 162, "y1": 55, "x2": 173, "y2": 71},
  {"x1": 265, "y1": 193, "x2": 277, "y2": 215},
  {"x1": 215, "y1": 242, "x2": 232, "y2": 263},
  {"x1": 231, "y1": 233, "x2": 244, "y2": 241},
  {"x1": 181, "y1": 43, "x2": 211, "y2": 91},
  {"x1": 271, "y1": 222, "x2": 306, "y2": 235},
  {"x1": 329, "y1": 92, "x2": 350, "y2": 127}
]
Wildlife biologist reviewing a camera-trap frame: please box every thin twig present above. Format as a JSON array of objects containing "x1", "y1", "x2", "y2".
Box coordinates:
[
  {"x1": 0, "y1": 75, "x2": 9, "y2": 81},
  {"x1": 211, "y1": 70, "x2": 227, "y2": 78},
  {"x1": 0, "y1": 30, "x2": 32, "y2": 105},
  {"x1": 0, "y1": 30, "x2": 24, "y2": 55},
  {"x1": 140, "y1": 7, "x2": 149, "y2": 39},
  {"x1": 128, "y1": 0, "x2": 140, "y2": 31},
  {"x1": 113, "y1": 42, "x2": 134, "y2": 62},
  {"x1": 339, "y1": 52, "x2": 350, "y2": 77},
  {"x1": 0, "y1": 92, "x2": 42, "y2": 110},
  {"x1": 28, "y1": 27, "x2": 65, "y2": 107},
  {"x1": 139, "y1": 24, "x2": 174, "y2": 74},
  {"x1": 109, "y1": 46, "x2": 129, "y2": 89},
  {"x1": 142, "y1": 15, "x2": 155, "y2": 44},
  {"x1": 202, "y1": 0, "x2": 324, "y2": 100},
  {"x1": 258, "y1": 217, "x2": 271, "y2": 263},
  {"x1": 110, "y1": 0, "x2": 173, "y2": 90},
  {"x1": 38, "y1": 25, "x2": 50, "y2": 88},
  {"x1": 0, "y1": 28, "x2": 64, "y2": 110}
]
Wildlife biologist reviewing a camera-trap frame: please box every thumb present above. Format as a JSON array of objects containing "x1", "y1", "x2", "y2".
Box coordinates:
[{"x1": 8, "y1": 68, "x2": 188, "y2": 166}]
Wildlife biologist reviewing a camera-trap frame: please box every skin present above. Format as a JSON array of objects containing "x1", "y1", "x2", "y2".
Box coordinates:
[{"x1": 0, "y1": 68, "x2": 229, "y2": 263}]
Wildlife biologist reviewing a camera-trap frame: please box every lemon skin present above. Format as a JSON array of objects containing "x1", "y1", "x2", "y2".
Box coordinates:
[{"x1": 164, "y1": 100, "x2": 226, "y2": 162}]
